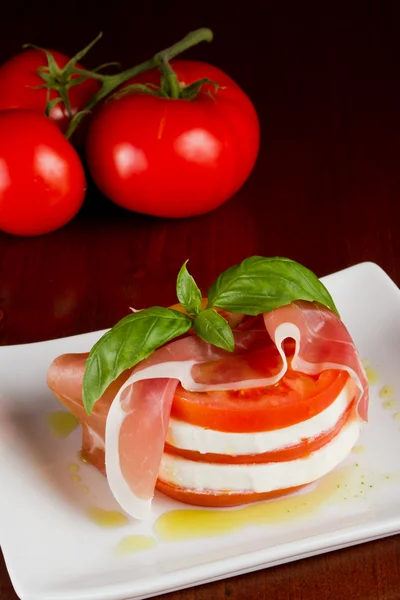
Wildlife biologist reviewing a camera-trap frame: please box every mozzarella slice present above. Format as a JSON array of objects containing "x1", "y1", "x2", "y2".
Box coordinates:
[
  {"x1": 166, "y1": 378, "x2": 354, "y2": 455},
  {"x1": 159, "y1": 419, "x2": 360, "y2": 494}
]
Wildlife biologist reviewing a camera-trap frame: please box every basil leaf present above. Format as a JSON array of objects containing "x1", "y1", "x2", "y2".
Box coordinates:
[
  {"x1": 82, "y1": 307, "x2": 192, "y2": 414},
  {"x1": 176, "y1": 260, "x2": 203, "y2": 317},
  {"x1": 207, "y1": 256, "x2": 338, "y2": 316},
  {"x1": 193, "y1": 308, "x2": 234, "y2": 352}
]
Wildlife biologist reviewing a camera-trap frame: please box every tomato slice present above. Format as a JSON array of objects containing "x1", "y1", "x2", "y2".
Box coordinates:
[
  {"x1": 155, "y1": 479, "x2": 307, "y2": 507},
  {"x1": 171, "y1": 369, "x2": 351, "y2": 433},
  {"x1": 165, "y1": 401, "x2": 353, "y2": 464}
]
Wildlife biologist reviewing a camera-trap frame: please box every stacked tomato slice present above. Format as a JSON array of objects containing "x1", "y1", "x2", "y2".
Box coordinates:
[{"x1": 156, "y1": 364, "x2": 354, "y2": 507}]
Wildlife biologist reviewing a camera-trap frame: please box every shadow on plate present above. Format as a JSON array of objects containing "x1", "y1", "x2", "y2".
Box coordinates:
[{"x1": 3, "y1": 404, "x2": 118, "y2": 515}]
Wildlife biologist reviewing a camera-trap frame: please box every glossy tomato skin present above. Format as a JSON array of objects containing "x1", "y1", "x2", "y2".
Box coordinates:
[
  {"x1": 86, "y1": 61, "x2": 260, "y2": 218},
  {"x1": 0, "y1": 50, "x2": 100, "y2": 132},
  {"x1": 0, "y1": 110, "x2": 86, "y2": 236}
]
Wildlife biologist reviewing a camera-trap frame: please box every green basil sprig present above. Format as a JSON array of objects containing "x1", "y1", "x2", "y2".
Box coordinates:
[
  {"x1": 193, "y1": 308, "x2": 234, "y2": 352},
  {"x1": 82, "y1": 257, "x2": 338, "y2": 413},
  {"x1": 82, "y1": 307, "x2": 192, "y2": 414},
  {"x1": 207, "y1": 256, "x2": 338, "y2": 316},
  {"x1": 176, "y1": 260, "x2": 203, "y2": 317}
]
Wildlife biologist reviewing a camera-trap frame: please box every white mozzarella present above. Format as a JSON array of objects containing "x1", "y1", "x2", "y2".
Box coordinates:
[
  {"x1": 159, "y1": 419, "x2": 360, "y2": 494},
  {"x1": 166, "y1": 378, "x2": 354, "y2": 455}
]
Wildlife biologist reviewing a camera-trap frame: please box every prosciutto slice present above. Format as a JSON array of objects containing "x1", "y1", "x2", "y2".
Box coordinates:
[
  {"x1": 264, "y1": 302, "x2": 368, "y2": 421},
  {"x1": 47, "y1": 301, "x2": 368, "y2": 520}
]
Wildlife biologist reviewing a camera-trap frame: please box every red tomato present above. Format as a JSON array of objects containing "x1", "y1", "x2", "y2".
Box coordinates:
[
  {"x1": 0, "y1": 110, "x2": 86, "y2": 236},
  {"x1": 156, "y1": 479, "x2": 306, "y2": 507},
  {"x1": 171, "y1": 370, "x2": 351, "y2": 432},
  {"x1": 85, "y1": 60, "x2": 260, "y2": 217},
  {"x1": 165, "y1": 401, "x2": 352, "y2": 464},
  {"x1": 0, "y1": 49, "x2": 100, "y2": 132}
]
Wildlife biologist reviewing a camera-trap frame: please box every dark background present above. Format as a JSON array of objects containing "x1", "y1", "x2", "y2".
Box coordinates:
[{"x1": 1, "y1": 1, "x2": 400, "y2": 599}]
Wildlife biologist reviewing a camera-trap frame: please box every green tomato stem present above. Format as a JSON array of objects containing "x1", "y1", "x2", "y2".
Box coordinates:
[
  {"x1": 157, "y1": 55, "x2": 181, "y2": 99},
  {"x1": 65, "y1": 28, "x2": 213, "y2": 139}
]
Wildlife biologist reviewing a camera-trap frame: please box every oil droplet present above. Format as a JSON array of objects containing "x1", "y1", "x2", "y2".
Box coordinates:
[
  {"x1": 364, "y1": 366, "x2": 379, "y2": 385},
  {"x1": 393, "y1": 412, "x2": 400, "y2": 421},
  {"x1": 154, "y1": 468, "x2": 359, "y2": 542},
  {"x1": 114, "y1": 535, "x2": 157, "y2": 556},
  {"x1": 67, "y1": 463, "x2": 89, "y2": 492},
  {"x1": 379, "y1": 385, "x2": 395, "y2": 400},
  {"x1": 47, "y1": 411, "x2": 79, "y2": 438},
  {"x1": 68, "y1": 463, "x2": 81, "y2": 484},
  {"x1": 352, "y1": 445, "x2": 365, "y2": 454},
  {"x1": 87, "y1": 506, "x2": 128, "y2": 528},
  {"x1": 383, "y1": 400, "x2": 397, "y2": 409}
]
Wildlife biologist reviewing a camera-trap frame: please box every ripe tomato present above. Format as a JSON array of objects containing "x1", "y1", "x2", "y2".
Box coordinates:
[
  {"x1": 85, "y1": 60, "x2": 260, "y2": 217},
  {"x1": 156, "y1": 479, "x2": 306, "y2": 507},
  {"x1": 0, "y1": 110, "x2": 86, "y2": 236},
  {"x1": 165, "y1": 401, "x2": 352, "y2": 464},
  {"x1": 0, "y1": 49, "x2": 100, "y2": 132},
  {"x1": 171, "y1": 370, "x2": 351, "y2": 432}
]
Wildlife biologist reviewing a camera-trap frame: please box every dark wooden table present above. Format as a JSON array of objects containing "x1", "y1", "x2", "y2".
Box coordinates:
[{"x1": 1, "y1": 1, "x2": 400, "y2": 599}]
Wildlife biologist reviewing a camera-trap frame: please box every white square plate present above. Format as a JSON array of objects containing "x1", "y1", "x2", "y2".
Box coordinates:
[{"x1": 1, "y1": 261, "x2": 400, "y2": 600}]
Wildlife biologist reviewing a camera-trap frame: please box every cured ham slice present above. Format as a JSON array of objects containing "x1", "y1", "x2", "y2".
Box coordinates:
[
  {"x1": 103, "y1": 332, "x2": 289, "y2": 519},
  {"x1": 264, "y1": 301, "x2": 368, "y2": 420},
  {"x1": 47, "y1": 301, "x2": 368, "y2": 520},
  {"x1": 48, "y1": 353, "x2": 130, "y2": 475}
]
